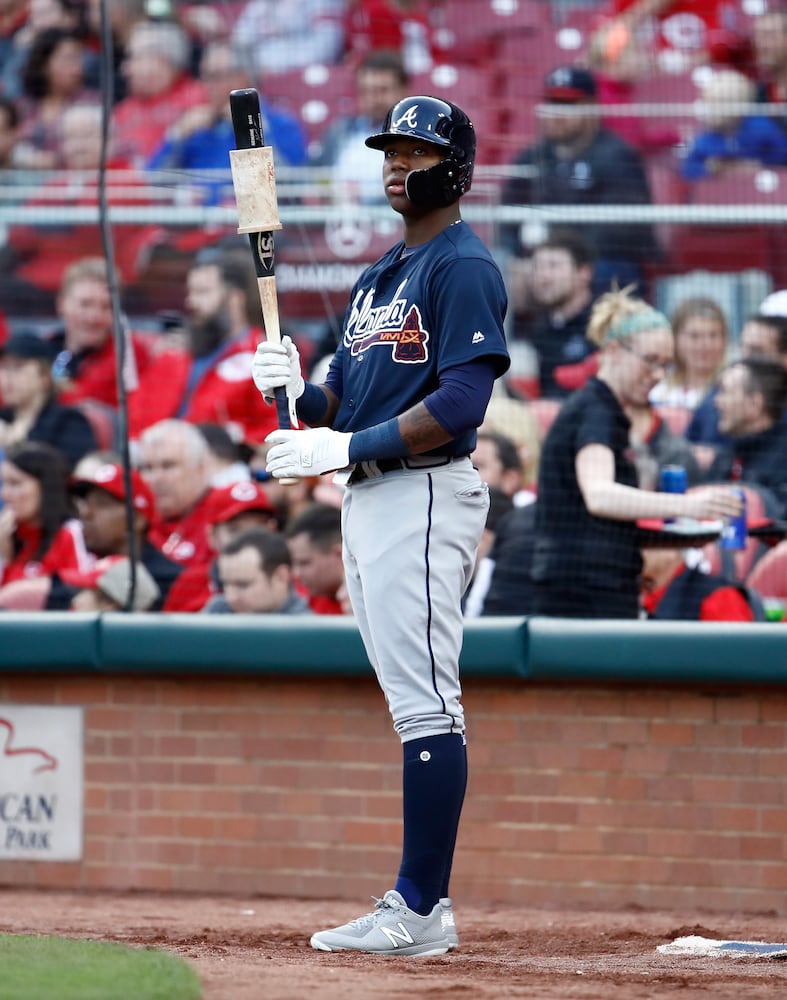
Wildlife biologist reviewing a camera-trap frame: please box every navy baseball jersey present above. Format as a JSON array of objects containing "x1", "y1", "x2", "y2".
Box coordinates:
[{"x1": 324, "y1": 221, "x2": 509, "y2": 457}]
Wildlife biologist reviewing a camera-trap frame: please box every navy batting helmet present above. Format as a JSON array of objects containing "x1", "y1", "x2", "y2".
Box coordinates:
[{"x1": 365, "y1": 95, "x2": 475, "y2": 207}]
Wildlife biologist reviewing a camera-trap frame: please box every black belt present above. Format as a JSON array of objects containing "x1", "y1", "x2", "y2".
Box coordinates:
[{"x1": 348, "y1": 455, "x2": 459, "y2": 484}]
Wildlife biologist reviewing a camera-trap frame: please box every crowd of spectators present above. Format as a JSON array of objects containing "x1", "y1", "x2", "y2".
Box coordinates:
[{"x1": 1, "y1": 0, "x2": 787, "y2": 622}]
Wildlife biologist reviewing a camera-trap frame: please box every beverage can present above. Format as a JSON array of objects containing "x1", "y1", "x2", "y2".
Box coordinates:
[
  {"x1": 720, "y1": 489, "x2": 747, "y2": 550},
  {"x1": 659, "y1": 465, "x2": 688, "y2": 494}
]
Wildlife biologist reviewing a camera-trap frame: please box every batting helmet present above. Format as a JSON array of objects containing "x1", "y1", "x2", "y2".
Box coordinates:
[{"x1": 365, "y1": 95, "x2": 475, "y2": 207}]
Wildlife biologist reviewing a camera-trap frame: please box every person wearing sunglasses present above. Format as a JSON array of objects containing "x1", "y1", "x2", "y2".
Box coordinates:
[{"x1": 530, "y1": 286, "x2": 743, "y2": 618}]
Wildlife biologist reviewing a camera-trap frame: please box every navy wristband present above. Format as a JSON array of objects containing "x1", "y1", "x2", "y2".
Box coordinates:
[
  {"x1": 295, "y1": 382, "x2": 329, "y2": 425},
  {"x1": 348, "y1": 418, "x2": 407, "y2": 463}
]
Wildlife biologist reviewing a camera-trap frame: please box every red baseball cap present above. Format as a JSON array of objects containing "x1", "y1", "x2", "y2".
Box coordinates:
[
  {"x1": 69, "y1": 463, "x2": 155, "y2": 516},
  {"x1": 204, "y1": 480, "x2": 276, "y2": 525}
]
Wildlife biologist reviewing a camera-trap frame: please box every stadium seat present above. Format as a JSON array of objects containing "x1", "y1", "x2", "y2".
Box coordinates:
[
  {"x1": 686, "y1": 167, "x2": 787, "y2": 207},
  {"x1": 261, "y1": 64, "x2": 357, "y2": 151},
  {"x1": 438, "y1": 0, "x2": 548, "y2": 46},
  {"x1": 496, "y1": 27, "x2": 564, "y2": 99},
  {"x1": 746, "y1": 540, "x2": 787, "y2": 600},
  {"x1": 631, "y1": 70, "x2": 700, "y2": 108},
  {"x1": 432, "y1": 0, "x2": 506, "y2": 61},
  {"x1": 643, "y1": 158, "x2": 689, "y2": 273},
  {"x1": 0, "y1": 577, "x2": 49, "y2": 610},
  {"x1": 675, "y1": 168, "x2": 787, "y2": 279},
  {"x1": 550, "y1": 3, "x2": 602, "y2": 58},
  {"x1": 410, "y1": 64, "x2": 503, "y2": 163},
  {"x1": 77, "y1": 400, "x2": 118, "y2": 451}
]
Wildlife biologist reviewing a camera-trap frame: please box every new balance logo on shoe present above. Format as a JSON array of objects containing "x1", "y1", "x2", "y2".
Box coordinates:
[
  {"x1": 309, "y1": 889, "x2": 450, "y2": 956},
  {"x1": 472, "y1": 331, "x2": 485, "y2": 344},
  {"x1": 380, "y1": 922, "x2": 415, "y2": 948}
]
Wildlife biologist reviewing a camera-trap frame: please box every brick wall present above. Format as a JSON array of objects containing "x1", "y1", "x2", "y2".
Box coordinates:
[{"x1": 1, "y1": 673, "x2": 785, "y2": 914}]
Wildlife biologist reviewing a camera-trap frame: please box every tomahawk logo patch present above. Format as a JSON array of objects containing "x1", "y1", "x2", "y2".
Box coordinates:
[{"x1": 345, "y1": 282, "x2": 429, "y2": 363}]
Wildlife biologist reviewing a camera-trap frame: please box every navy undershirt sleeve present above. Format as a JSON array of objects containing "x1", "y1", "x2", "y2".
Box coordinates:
[
  {"x1": 423, "y1": 359, "x2": 498, "y2": 438},
  {"x1": 346, "y1": 359, "x2": 498, "y2": 463}
]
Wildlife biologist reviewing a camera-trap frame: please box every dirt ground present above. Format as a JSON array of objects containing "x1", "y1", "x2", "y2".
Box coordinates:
[{"x1": 2, "y1": 889, "x2": 787, "y2": 999}]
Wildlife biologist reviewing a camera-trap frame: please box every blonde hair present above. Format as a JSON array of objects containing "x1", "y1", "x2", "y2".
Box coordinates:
[
  {"x1": 59, "y1": 256, "x2": 119, "y2": 295},
  {"x1": 586, "y1": 285, "x2": 669, "y2": 347}
]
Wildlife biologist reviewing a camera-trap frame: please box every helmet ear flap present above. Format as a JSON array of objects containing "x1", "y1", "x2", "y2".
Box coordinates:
[{"x1": 404, "y1": 159, "x2": 473, "y2": 207}]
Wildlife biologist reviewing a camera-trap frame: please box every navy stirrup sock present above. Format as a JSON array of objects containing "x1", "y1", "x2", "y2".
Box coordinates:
[{"x1": 394, "y1": 733, "x2": 468, "y2": 916}]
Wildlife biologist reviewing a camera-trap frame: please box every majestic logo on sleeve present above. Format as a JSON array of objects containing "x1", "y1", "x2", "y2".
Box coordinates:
[{"x1": 345, "y1": 280, "x2": 429, "y2": 363}]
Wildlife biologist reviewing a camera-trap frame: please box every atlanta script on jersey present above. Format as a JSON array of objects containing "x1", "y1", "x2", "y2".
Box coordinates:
[{"x1": 323, "y1": 221, "x2": 509, "y2": 458}]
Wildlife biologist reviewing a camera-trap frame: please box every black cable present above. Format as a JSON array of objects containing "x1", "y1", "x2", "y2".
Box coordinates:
[{"x1": 97, "y1": 0, "x2": 138, "y2": 612}]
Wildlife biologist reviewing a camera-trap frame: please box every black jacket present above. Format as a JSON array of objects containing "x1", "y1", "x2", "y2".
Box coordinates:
[
  {"x1": 705, "y1": 423, "x2": 787, "y2": 519},
  {"x1": 0, "y1": 397, "x2": 96, "y2": 470},
  {"x1": 482, "y1": 502, "x2": 537, "y2": 616},
  {"x1": 500, "y1": 127, "x2": 659, "y2": 264}
]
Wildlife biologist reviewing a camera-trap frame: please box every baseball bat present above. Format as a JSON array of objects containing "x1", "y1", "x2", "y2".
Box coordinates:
[{"x1": 229, "y1": 88, "x2": 291, "y2": 433}]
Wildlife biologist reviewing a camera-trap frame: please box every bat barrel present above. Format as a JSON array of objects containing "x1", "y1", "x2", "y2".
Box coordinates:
[{"x1": 230, "y1": 88, "x2": 263, "y2": 149}]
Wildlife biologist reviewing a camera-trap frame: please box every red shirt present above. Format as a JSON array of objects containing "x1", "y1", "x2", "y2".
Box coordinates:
[
  {"x1": 112, "y1": 75, "x2": 209, "y2": 166},
  {"x1": 55, "y1": 331, "x2": 154, "y2": 410},
  {"x1": 343, "y1": 0, "x2": 447, "y2": 67},
  {"x1": 162, "y1": 562, "x2": 216, "y2": 613},
  {"x1": 611, "y1": 0, "x2": 743, "y2": 61},
  {"x1": 309, "y1": 594, "x2": 345, "y2": 615},
  {"x1": 148, "y1": 489, "x2": 217, "y2": 568},
  {"x1": 641, "y1": 564, "x2": 755, "y2": 621},
  {"x1": 127, "y1": 328, "x2": 279, "y2": 445},
  {"x1": 1, "y1": 520, "x2": 91, "y2": 586}
]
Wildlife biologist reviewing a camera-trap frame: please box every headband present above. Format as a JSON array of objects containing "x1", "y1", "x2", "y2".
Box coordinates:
[{"x1": 604, "y1": 308, "x2": 671, "y2": 344}]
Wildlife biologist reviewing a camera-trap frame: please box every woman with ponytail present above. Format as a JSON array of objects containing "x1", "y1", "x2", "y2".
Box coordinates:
[{"x1": 530, "y1": 286, "x2": 743, "y2": 618}]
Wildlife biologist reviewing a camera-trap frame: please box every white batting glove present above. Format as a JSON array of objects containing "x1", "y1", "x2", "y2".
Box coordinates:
[
  {"x1": 265, "y1": 427, "x2": 352, "y2": 479},
  {"x1": 252, "y1": 335, "x2": 305, "y2": 405}
]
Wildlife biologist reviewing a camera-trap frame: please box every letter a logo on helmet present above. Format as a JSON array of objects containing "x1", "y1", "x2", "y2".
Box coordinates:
[
  {"x1": 393, "y1": 104, "x2": 420, "y2": 131},
  {"x1": 365, "y1": 95, "x2": 475, "y2": 208}
]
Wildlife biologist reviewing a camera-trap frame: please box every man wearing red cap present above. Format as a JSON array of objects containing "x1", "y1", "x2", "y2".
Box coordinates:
[
  {"x1": 44, "y1": 461, "x2": 183, "y2": 611},
  {"x1": 162, "y1": 478, "x2": 281, "y2": 612}
]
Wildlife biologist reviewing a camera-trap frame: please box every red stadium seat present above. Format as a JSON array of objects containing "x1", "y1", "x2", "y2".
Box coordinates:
[
  {"x1": 643, "y1": 158, "x2": 689, "y2": 270},
  {"x1": 687, "y1": 167, "x2": 787, "y2": 207},
  {"x1": 410, "y1": 65, "x2": 503, "y2": 163},
  {"x1": 409, "y1": 63, "x2": 496, "y2": 111},
  {"x1": 631, "y1": 70, "x2": 700, "y2": 108},
  {"x1": 437, "y1": 0, "x2": 549, "y2": 47},
  {"x1": 77, "y1": 400, "x2": 117, "y2": 451},
  {"x1": 496, "y1": 28, "x2": 564, "y2": 99},
  {"x1": 261, "y1": 64, "x2": 357, "y2": 149},
  {"x1": 746, "y1": 540, "x2": 787, "y2": 599},
  {"x1": 670, "y1": 166, "x2": 786, "y2": 276}
]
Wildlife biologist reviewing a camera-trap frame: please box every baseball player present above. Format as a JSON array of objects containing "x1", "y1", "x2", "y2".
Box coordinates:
[{"x1": 252, "y1": 95, "x2": 510, "y2": 955}]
